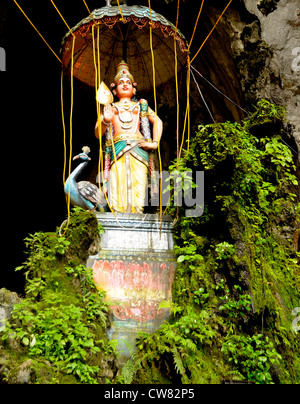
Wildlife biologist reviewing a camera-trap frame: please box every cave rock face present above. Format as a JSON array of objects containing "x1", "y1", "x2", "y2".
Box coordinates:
[{"x1": 240, "y1": 0, "x2": 300, "y2": 151}]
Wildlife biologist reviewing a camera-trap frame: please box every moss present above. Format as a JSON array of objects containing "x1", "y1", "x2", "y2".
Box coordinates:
[
  {"x1": 63, "y1": 207, "x2": 101, "y2": 263},
  {"x1": 132, "y1": 100, "x2": 300, "y2": 384},
  {"x1": 236, "y1": 41, "x2": 272, "y2": 105},
  {"x1": 29, "y1": 360, "x2": 62, "y2": 384},
  {"x1": 0, "y1": 208, "x2": 117, "y2": 384},
  {"x1": 1, "y1": 102, "x2": 300, "y2": 384}
]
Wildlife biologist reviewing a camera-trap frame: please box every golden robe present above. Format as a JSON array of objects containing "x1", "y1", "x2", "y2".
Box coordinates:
[{"x1": 107, "y1": 139, "x2": 149, "y2": 214}]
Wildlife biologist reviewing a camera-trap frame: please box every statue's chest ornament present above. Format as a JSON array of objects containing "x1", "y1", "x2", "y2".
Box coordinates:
[{"x1": 114, "y1": 102, "x2": 139, "y2": 130}]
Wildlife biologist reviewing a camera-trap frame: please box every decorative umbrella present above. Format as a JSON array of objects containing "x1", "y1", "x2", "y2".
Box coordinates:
[{"x1": 61, "y1": 3, "x2": 189, "y2": 92}]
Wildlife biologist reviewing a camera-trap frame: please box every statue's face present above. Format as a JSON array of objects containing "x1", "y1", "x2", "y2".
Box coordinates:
[{"x1": 116, "y1": 78, "x2": 134, "y2": 98}]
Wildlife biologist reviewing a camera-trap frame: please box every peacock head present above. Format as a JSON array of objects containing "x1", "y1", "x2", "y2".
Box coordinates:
[{"x1": 73, "y1": 146, "x2": 91, "y2": 161}]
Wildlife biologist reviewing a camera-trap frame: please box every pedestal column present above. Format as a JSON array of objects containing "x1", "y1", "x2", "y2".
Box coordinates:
[{"x1": 87, "y1": 213, "x2": 176, "y2": 364}]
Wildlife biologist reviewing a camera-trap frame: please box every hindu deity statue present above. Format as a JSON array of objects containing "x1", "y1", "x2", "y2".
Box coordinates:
[{"x1": 95, "y1": 61, "x2": 163, "y2": 214}]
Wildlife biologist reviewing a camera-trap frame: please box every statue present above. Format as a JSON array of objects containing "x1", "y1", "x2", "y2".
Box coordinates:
[
  {"x1": 64, "y1": 146, "x2": 106, "y2": 212},
  {"x1": 95, "y1": 61, "x2": 163, "y2": 214}
]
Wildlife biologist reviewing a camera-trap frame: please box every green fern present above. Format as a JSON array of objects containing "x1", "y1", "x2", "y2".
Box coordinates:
[
  {"x1": 171, "y1": 347, "x2": 186, "y2": 376},
  {"x1": 224, "y1": 370, "x2": 245, "y2": 382},
  {"x1": 120, "y1": 360, "x2": 135, "y2": 384}
]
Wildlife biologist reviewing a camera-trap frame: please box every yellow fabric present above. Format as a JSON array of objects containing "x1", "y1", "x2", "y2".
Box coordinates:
[{"x1": 109, "y1": 153, "x2": 148, "y2": 214}]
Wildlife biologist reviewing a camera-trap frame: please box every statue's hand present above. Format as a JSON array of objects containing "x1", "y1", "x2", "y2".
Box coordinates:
[
  {"x1": 139, "y1": 140, "x2": 158, "y2": 151},
  {"x1": 103, "y1": 104, "x2": 114, "y2": 124}
]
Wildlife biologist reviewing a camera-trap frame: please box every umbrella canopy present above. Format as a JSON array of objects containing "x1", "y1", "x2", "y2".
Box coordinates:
[{"x1": 61, "y1": 4, "x2": 189, "y2": 92}]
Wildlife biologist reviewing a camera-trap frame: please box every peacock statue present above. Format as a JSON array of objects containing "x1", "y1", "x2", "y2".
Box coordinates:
[{"x1": 64, "y1": 146, "x2": 107, "y2": 212}]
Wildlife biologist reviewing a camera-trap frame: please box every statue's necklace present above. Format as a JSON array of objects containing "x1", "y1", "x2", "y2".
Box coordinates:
[{"x1": 114, "y1": 101, "x2": 138, "y2": 130}]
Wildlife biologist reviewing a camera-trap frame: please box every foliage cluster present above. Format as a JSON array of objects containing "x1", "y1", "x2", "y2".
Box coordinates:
[
  {"x1": 132, "y1": 100, "x2": 300, "y2": 384},
  {"x1": 221, "y1": 334, "x2": 282, "y2": 384},
  {"x1": 1, "y1": 209, "x2": 116, "y2": 384},
  {"x1": 1, "y1": 101, "x2": 300, "y2": 385}
]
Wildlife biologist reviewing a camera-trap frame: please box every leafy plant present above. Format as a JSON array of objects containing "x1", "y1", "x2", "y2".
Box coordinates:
[
  {"x1": 164, "y1": 158, "x2": 199, "y2": 217},
  {"x1": 135, "y1": 309, "x2": 217, "y2": 383},
  {"x1": 117, "y1": 360, "x2": 135, "y2": 384},
  {"x1": 222, "y1": 334, "x2": 282, "y2": 384},
  {"x1": 133, "y1": 100, "x2": 300, "y2": 384},
  {"x1": 16, "y1": 233, "x2": 70, "y2": 277},
  {"x1": 219, "y1": 285, "x2": 252, "y2": 319},
  {"x1": 1, "y1": 209, "x2": 114, "y2": 384},
  {"x1": 54, "y1": 237, "x2": 71, "y2": 255},
  {"x1": 193, "y1": 288, "x2": 210, "y2": 307},
  {"x1": 176, "y1": 242, "x2": 204, "y2": 269},
  {"x1": 215, "y1": 242, "x2": 236, "y2": 260}
]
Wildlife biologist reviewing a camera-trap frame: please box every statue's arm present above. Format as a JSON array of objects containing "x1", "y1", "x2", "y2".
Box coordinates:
[
  {"x1": 139, "y1": 104, "x2": 163, "y2": 151},
  {"x1": 148, "y1": 109, "x2": 163, "y2": 143},
  {"x1": 95, "y1": 104, "x2": 115, "y2": 138},
  {"x1": 95, "y1": 104, "x2": 116, "y2": 138}
]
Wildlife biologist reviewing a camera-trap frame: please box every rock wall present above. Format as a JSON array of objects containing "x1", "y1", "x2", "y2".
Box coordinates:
[
  {"x1": 229, "y1": 0, "x2": 300, "y2": 153},
  {"x1": 169, "y1": 0, "x2": 299, "y2": 161}
]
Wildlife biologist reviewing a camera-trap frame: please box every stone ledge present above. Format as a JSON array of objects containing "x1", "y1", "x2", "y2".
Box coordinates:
[{"x1": 95, "y1": 213, "x2": 175, "y2": 252}]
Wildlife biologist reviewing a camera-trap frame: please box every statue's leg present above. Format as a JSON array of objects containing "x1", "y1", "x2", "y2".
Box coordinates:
[
  {"x1": 109, "y1": 155, "x2": 128, "y2": 213},
  {"x1": 128, "y1": 154, "x2": 148, "y2": 214},
  {"x1": 109, "y1": 152, "x2": 148, "y2": 214}
]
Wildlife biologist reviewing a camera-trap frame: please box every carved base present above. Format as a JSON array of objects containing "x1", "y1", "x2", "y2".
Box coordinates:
[{"x1": 87, "y1": 213, "x2": 177, "y2": 365}]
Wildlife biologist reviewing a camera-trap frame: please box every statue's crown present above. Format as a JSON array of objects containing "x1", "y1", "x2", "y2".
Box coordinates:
[{"x1": 113, "y1": 60, "x2": 134, "y2": 85}]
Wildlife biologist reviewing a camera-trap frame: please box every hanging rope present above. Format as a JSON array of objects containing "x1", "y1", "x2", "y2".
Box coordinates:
[
  {"x1": 67, "y1": 37, "x2": 76, "y2": 226},
  {"x1": 92, "y1": 27, "x2": 150, "y2": 230},
  {"x1": 61, "y1": 71, "x2": 67, "y2": 191},
  {"x1": 188, "y1": 0, "x2": 205, "y2": 52},
  {"x1": 174, "y1": 0, "x2": 182, "y2": 220},
  {"x1": 92, "y1": 25, "x2": 103, "y2": 201},
  {"x1": 179, "y1": 57, "x2": 191, "y2": 158},
  {"x1": 148, "y1": 0, "x2": 163, "y2": 222},
  {"x1": 61, "y1": 35, "x2": 76, "y2": 236},
  {"x1": 92, "y1": 25, "x2": 123, "y2": 219},
  {"x1": 116, "y1": 0, "x2": 125, "y2": 23},
  {"x1": 172, "y1": 0, "x2": 192, "y2": 162},
  {"x1": 96, "y1": 26, "x2": 103, "y2": 207},
  {"x1": 95, "y1": 25, "x2": 121, "y2": 215},
  {"x1": 49, "y1": 0, "x2": 75, "y2": 38},
  {"x1": 174, "y1": 0, "x2": 180, "y2": 161},
  {"x1": 190, "y1": 0, "x2": 233, "y2": 64},
  {"x1": 187, "y1": 59, "x2": 191, "y2": 153},
  {"x1": 13, "y1": 0, "x2": 62, "y2": 63},
  {"x1": 191, "y1": 65, "x2": 250, "y2": 116},
  {"x1": 82, "y1": 0, "x2": 96, "y2": 24},
  {"x1": 92, "y1": 25, "x2": 106, "y2": 210},
  {"x1": 191, "y1": 68, "x2": 216, "y2": 123}
]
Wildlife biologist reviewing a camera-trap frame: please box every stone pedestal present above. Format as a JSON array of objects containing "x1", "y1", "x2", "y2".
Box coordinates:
[{"x1": 87, "y1": 213, "x2": 176, "y2": 364}]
